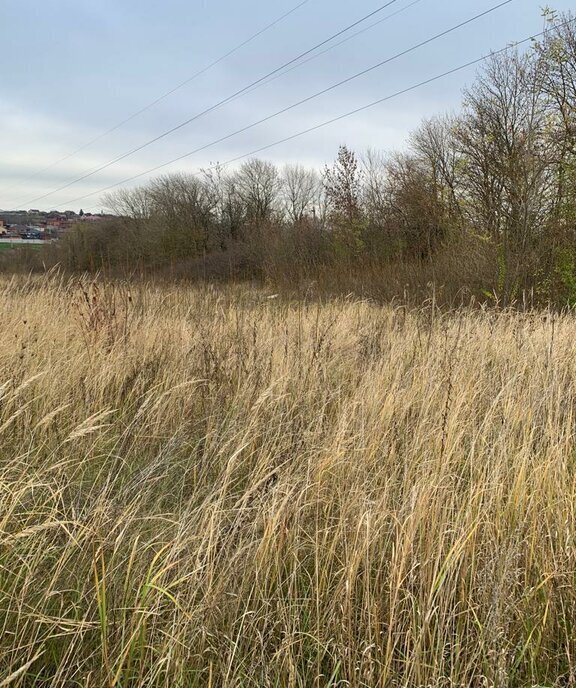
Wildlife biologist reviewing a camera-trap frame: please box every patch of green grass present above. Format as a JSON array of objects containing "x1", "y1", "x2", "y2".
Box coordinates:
[{"x1": 0, "y1": 242, "x2": 44, "y2": 251}]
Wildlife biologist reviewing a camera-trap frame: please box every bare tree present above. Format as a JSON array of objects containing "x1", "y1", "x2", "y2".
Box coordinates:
[
  {"x1": 280, "y1": 164, "x2": 321, "y2": 224},
  {"x1": 324, "y1": 145, "x2": 363, "y2": 223},
  {"x1": 411, "y1": 115, "x2": 463, "y2": 223},
  {"x1": 384, "y1": 152, "x2": 449, "y2": 258},
  {"x1": 148, "y1": 173, "x2": 217, "y2": 221},
  {"x1": 534, "y1": 10, "x2": 576, "y2": 219},
  {"x1": 455, "y1": 50, "x2": 550, "y2": 250},
  {"x1": 234, "y1": 159, "x2": 280, "y2": 223},
  {"x1": 146, "y1": 173, "x2": 219, "y2": 254},
  {"x1": 361, "y1": 148, "x2": 388, "y2": 227},
  {"x1": 101, "y1": 186, "x2": 152, "y2": 219}
]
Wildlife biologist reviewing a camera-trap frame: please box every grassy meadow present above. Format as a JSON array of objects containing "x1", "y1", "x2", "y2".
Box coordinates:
[{"x1": 1, "y1": 274, "x2": 575, "y2": 687}]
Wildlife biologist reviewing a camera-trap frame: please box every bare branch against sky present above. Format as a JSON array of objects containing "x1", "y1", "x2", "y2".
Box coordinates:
[{"x1": 1, "y1": 0, "x2": 572, "y2": 210}]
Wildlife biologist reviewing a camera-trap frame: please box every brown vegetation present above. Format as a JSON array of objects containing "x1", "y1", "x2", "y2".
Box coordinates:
[
  {"x1": 3, "y1": 9, "x2": 576, "y2": 687},
  {"x1": 1, "y1": 274, "x2": 576, "y2": 686}
]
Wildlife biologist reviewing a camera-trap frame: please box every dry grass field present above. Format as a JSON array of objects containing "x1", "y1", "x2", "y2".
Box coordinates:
[{"x1": 1, "y1": 274, "x2": 575, "y2": 687}]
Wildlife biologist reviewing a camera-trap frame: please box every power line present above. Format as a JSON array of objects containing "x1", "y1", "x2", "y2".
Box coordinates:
[
  {"x1": 41, "y1": 0, "x2": 514, "y2": 206},
  {"x1": 111, "y1": 1, "x2": 516, "y2": 177},
  {"x1": 61, "y1": 18, "x2": 572, "y2": 209},
  {"x1": 240, "y1": 0, "x2": 426, "y2": 101},
  {"x1": 12, "y1": 0, "x2": 404, "y2": 208},
  {"x1": 3, "y1": 0, "x2": 311, "y2": 197}
]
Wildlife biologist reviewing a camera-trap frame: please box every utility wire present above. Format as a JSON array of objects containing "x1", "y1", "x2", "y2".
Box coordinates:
[
  {"x1": 36, "y1": 0, "x2": 513, "y2": 206},
  {"x1": 61, "y1": 18, "x2": 573, "y2": 208},
  {"x1": 3, "y1": 0, "x2": 312, "y2": 196},
  {"x1": 234, "y1": 0, "x2": 426, "y2": 102},
  {"x1": 12, "y1": 0, "x2": 404, "y2": 208}
]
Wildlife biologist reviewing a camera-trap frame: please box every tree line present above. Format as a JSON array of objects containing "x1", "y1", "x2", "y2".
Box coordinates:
[{"x1": 30, "y1": 10, "x2": 576, "y2": 305}]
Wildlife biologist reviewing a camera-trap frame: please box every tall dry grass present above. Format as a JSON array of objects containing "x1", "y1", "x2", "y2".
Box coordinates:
[{"x1": 0, "y1": 275, "x2": 575, "y2": 687}]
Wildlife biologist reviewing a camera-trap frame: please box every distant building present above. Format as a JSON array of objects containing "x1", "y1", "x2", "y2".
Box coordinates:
[{"x1": 83, "y1": 214, "x2": 112, "y2": 222}]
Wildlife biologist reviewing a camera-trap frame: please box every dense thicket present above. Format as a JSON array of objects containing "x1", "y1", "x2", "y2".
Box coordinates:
[{"x1": 17, "y1": 10, "x2": 576, "y2": 306}]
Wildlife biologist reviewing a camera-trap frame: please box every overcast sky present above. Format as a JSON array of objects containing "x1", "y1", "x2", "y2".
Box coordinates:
[{"x1": 1, "y1": 0, "x2": 573, "y2": 212}]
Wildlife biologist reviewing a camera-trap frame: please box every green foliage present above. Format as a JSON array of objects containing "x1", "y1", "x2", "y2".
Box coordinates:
[
  {"x1": 331, "y1": 218, "x2": 368, "y2": 258},
  {"x1": 482, "y1": 242, "x2": 520, "y2": 305},
  {"x1": 555, "y1": 249, "x2": 576, "y2": 307}
]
